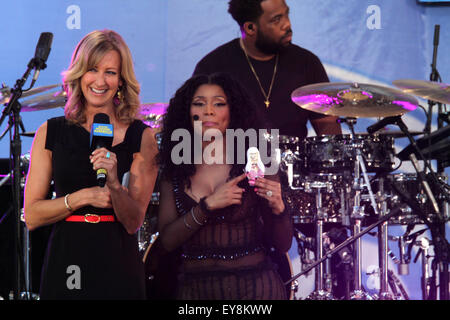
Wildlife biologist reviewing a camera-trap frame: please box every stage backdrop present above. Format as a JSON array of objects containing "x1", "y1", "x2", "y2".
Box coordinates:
[{"x1": 0, "y1": 0, "x2": 449, "y2": 300}]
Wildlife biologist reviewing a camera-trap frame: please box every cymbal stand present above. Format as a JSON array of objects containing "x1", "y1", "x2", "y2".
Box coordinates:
[
  {"x1": 305, "y1": 183, "x2": 335, "y2": 300},
  {"x1": 346, "y1": 119, "x2": 378, "y2": 299},
  {"x1": 348, "y1": 157, "x2": 373, "y2": 299},
  {"x1": 376, "y1": 176, "x2": 393, "y2": 300}
]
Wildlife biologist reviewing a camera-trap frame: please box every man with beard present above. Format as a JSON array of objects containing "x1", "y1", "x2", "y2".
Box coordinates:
[{"x1": 193, "y1": 0, "x2": 342, "y2": 140}]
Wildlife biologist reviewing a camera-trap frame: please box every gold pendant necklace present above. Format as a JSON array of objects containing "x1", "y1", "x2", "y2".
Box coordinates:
[{"x1": 240, "y1": 38, "x2": 278, "y2": 109}]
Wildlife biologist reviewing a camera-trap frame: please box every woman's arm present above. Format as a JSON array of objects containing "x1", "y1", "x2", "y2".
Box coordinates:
[
  {"x1": 256, "y1": 175, "x2": 293, "y2": 253},
  {"x1": 24, "y1": 122, "x2": 112, "y2": 230},
  {"x1": 158, "y1": 173, "x2": 247, "y2": 252},
  {"x1": 157, "y1": 178, "x2": 202, "y2": 252},
  {"x1": 101, "y1": 127, "x2": 159, "y2": 234}
]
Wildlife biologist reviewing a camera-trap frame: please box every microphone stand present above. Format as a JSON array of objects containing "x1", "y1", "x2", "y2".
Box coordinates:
[
  {"x1": 0, "y1": 58, "x2": 38, "y2": 300},
  {"x1": 427, "y1": 24, "x2": 448, "y2": 174},
  {"x1": 391, "y1": 117, "x2": 449, "y2": 300},
  {"x1": 425, "y1": 25, "x2": 440, "y2": 135}
]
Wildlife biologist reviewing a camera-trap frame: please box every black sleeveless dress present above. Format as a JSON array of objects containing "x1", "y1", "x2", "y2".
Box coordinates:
[{"x1": 39, "y1": 116, "x2": 148, "y2": 300}]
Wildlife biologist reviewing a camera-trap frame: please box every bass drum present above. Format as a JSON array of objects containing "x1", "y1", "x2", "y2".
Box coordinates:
[
  {"x1": 142, "y1": 233, "x2": 181, "y2": 300},
  {"x1": 268, "y1": 249, "x2": 296, "y2": 300},
  {"x1": 139, "y1": 172, "x2": 181, "y2": 300}
]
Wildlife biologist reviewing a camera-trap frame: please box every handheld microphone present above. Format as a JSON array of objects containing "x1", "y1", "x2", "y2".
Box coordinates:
[
  {"x1": 366, "y1": 116, "x2": 400, "y2": 135},
  {"x1": 30, "y1": 32, "x2": 53, "y2": 83},
  {"x1": 193, "y1": 114, "x2": 199, "y2": 121},
  {"x1": 90, "y1": 113, "x2": 114, "y2": 187}
]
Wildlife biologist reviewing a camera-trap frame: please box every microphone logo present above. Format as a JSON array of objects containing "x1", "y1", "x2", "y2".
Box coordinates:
[{"x1": 90, "y1": 123, "x2": 113, "y2": 144}]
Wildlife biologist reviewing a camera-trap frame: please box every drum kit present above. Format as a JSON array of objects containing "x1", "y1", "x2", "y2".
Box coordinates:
[
  {"x1": 1, "y1": 78, "x2": 448, "y2": 300},
  {"x1": 280, "y1": 80, "x2": 449, "y2": 300}
]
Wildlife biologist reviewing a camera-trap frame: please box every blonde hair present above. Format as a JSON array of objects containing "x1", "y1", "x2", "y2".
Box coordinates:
[{"x1": 62, "y1": 29, "x2": 141, "y2": 124}]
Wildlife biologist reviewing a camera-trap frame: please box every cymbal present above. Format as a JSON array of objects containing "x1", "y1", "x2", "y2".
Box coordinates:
[
  {"x1": 392, "y1": 79, "x2": 450, "y2": 105},
  {"x1": 20, "y1": 89, "x2": 67, "y2": 112},
  {"x1": 140, "y1": 102, "x2": 168, "y2": 128},
  {"x1": 291, "y1": 82, "x2": 418, "y2": 118},
  {"x1": 0, "y1": 84, "x2": 61, "y2": 105}
]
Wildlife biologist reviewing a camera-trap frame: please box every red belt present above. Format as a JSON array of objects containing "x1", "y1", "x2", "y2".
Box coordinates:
[{"x1": 65, "y1": 214, "x2": 116, "y2": 223}]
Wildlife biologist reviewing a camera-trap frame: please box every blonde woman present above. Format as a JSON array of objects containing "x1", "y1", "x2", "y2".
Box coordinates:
[{"x1": 24, "y1": 29, "x2": 158, "y2": 299}]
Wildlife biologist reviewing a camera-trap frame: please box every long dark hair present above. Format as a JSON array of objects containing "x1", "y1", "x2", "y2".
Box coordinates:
[{"x1": 159, "y1": 72, "x2": 269, "y2": 186}]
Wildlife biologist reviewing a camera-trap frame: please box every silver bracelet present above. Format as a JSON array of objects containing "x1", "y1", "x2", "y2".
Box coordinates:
[
  {"x1": 183, "y1": 214, "x2": 193, "y2": 230},
  {"x1": 191, "y1": 207, "x2": 204, "y2": 226},
  {"x1": 64, "y1": 194, "x2": 73, "y2": 212}
]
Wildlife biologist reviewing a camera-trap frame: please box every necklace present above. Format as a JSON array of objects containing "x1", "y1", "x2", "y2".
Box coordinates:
[{"x1": 240, "y1": 38, "x2": 278, "y2": 109}]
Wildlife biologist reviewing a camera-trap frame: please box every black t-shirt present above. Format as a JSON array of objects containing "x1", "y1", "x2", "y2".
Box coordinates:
[{"x1": 193, "y1": 38, "x2": 329, "y2": 140}]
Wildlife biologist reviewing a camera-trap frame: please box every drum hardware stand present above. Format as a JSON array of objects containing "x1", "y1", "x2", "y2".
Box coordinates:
[
  {"x1": 345, "y1": 118, "x2": 385, "y2": 299},
  {"x1": 323, "y1": 235, "x2": 334, "y2": 293},
  {"x1": 305, "y1": 184, "x2": 336, "y2": 300},
  {"x1": 281, "y1": 150, "x2": 302, "y2": 190},
  {"x1": 340, "y1": 185, "x2": 351, "y2": 227},
  {"x1": 413, "y1": 237, "x2": 433, "y2": 300},
  {"x1": 295, "y1": 231, "x2": 315, "y2": 275},
  {"x1": 375, "y1": 176, "x2": 394, "y2": 300},
  {"x1": 284, "y1": 206, "x2": 404, "y2": 293},
  {"x1": 388, "y1": 116, "x2": 449, "y2": 300},
  {"x1": 348, "y1": 178, "x2": 373, "y2": 300},
  {"x1": 387, "y1": 269, "x2": 409, "y2": 300},
  {"x1": 397, "y1": 233, "x2": 411, "y2": 276}
]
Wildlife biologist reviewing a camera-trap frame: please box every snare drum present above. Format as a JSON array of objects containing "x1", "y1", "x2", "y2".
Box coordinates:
[
  {"x1": 286, "y1": 173, "x2": 344, "y2": 224},
  {"x1": 269, "y1": 249, "x2": 296, "y2": 300},
  {"x1": 302, "y1": 134, "x2": 395, "y2": 173}
]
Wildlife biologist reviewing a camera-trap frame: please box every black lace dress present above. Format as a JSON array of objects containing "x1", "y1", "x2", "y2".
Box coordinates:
[
  {"x1": 39, "y1": 116, "x2": 147, "y2": 299},
  {"x1": 161, "y1": 175, "x2": 293, "y2": 300}
]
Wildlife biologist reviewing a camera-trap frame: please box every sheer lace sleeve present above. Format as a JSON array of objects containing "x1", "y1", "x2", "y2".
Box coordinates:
[
  {"x1": 157, "y1": 178, "x2": 206, "y2": 252},
  {"x1": 260, "y1": 174, "x2": 293, "y2": 253}
]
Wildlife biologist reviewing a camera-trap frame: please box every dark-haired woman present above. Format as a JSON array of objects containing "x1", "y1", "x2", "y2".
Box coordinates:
[{"x1": 157, "y1": 72, "x2": 293, "y2": 300}]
